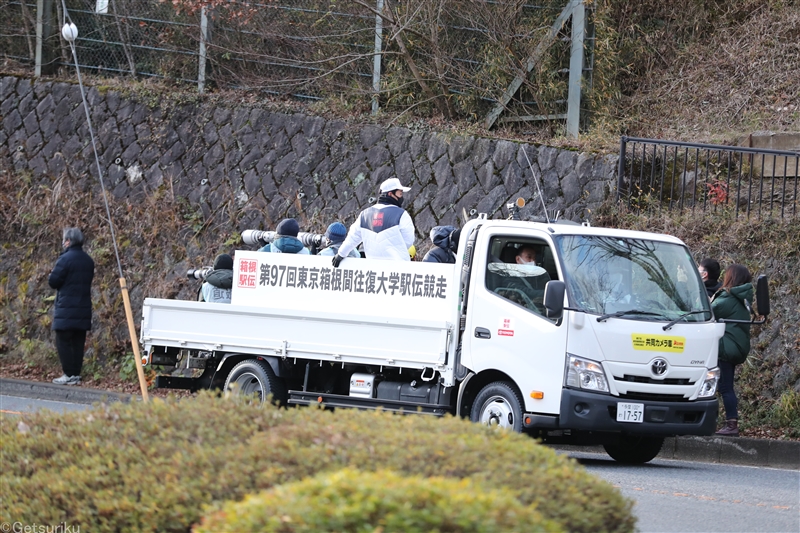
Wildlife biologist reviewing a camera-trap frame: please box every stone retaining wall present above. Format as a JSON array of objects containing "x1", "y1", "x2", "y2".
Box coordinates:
[{"x1": 1, "y1": 75, "x2": 617, "y2": 239}]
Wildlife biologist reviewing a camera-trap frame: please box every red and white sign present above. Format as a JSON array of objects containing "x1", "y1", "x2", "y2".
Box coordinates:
[
  {"x1": 231, "y1": 251, "x2": 455, "y2": 322},
  {"x1": 498, "y1": 317, "x2": 514, "y2": 337},
  {"x1": 237, "y1": 258, "x2": 258, "y2": 288}
]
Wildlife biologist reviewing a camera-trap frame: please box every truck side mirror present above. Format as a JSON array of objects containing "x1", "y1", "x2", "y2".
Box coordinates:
[
  {"x1": 755, "y1": 275, "x2": 770, "y2": 318},
  {"x1": 543, "y1": 280, "x2": 565, "y2": 320}
]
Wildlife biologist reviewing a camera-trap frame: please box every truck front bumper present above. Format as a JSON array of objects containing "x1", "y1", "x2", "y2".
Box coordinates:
[{"x1": 559, "y1": 388, "x2": 718, "y2": 436}]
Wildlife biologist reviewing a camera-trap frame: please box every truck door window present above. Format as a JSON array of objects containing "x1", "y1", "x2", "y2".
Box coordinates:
[{"x1": 486, "y1": 238, "x2": 555, "y2": 317}]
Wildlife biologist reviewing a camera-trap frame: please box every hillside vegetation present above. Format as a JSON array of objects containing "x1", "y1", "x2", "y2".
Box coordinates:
[{"x1": 587, "y1": 0, "x2": 800, "y2": 145}]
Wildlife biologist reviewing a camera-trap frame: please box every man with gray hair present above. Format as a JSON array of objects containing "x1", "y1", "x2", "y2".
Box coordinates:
[{"x1": 48, "y1": 227, "x2": 94, "y2": 385}]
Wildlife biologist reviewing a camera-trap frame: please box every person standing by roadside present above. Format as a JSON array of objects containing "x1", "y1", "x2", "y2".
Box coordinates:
[
  {"x1": 711, "y1": 264, "x2": 753, "y2": 437},
  {"x1": 332, "y1": 178, "x2": 416, "y2": 266},
  {"x1": 48, "y1": 228, "x2": 94, "y2": 385},
  {"x1": 698, "y1": 258, "x2": 722, "y2": 299}
]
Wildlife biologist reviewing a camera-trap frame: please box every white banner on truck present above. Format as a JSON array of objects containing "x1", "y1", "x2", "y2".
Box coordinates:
[{"x1": 232, "y1": 251, "x2": 456, "y2": 322}]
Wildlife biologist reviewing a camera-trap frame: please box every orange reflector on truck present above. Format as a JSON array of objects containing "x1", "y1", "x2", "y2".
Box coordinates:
[{"x1": 530, "y1": 391, "x2": 544, "y2": 399}]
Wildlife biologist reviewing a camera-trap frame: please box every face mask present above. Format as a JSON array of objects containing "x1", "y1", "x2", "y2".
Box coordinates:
[
  {"x1": 519, "y1": 259, "x2": 536, "y2": 266},
  {"x1": 394, "y1": 195, "x2": 404, "y2": 207}
]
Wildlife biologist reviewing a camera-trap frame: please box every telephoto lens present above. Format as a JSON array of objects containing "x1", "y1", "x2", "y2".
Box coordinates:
[
  {"x1": 241, "y1": 230, "x2": 274, "y2": 246},
  {"x1": 186, "y1": 267, "x2": 213, "y2": 280},
  {"x1": 298, "y1": 232, "x2": 325, "y2": 248}
]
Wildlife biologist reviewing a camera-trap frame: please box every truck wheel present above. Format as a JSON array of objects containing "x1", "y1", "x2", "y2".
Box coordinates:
[
  {"x1": 224, "y1": 359, "x2": 287, "y2": 405},
  {"x1": 603, "y1": 435, "x2": 664, "y2": 464},
  {"x1": 470, "y1": 381, "x2": 523, "y2": 432}
]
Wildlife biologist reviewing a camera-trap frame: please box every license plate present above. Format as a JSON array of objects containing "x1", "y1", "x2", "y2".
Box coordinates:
[{"x1": 616, "y1": 402, "x2": 644, "y2": 423}]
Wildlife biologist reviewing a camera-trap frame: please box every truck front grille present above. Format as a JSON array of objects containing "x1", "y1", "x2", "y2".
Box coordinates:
[
  {"x1": 615, "y1": 374, "x2": 694, "y2": 386},
  {"x1": 617, "y1": 391, "x2": 689, "y2": 402}
]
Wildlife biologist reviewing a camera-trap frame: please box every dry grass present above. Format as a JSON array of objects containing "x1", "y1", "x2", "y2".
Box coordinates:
[
  {"x1": 593, "y1": 0, "x2": 800, "y2": 144},
  {"x1": 0, "y1": 163, "x2": 237, "y2": 374}
]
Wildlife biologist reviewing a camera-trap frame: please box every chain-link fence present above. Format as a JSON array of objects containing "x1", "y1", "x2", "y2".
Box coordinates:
[
  {"x1": 1, "y1": 0, "x2": 38, "y2": 66},
  {"x1": 1, "y1": 0, "x2": 588, "y2": 124}
]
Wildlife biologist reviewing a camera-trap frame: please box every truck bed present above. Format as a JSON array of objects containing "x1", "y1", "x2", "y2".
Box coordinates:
[{"x1": 141, "y1": 298, "x2": 453, "y2": 370}]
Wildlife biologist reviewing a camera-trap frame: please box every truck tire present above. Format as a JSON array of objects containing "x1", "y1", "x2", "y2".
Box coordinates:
[
  {"x1": 603, "y1": 435, "x2": 664, "y2": 464},
  {"x1": 224, "y1": 359, "x2": 287, "y2": 405},
  {"x1": 470, "y1": 381, "x2": 523, "y2": 432}
]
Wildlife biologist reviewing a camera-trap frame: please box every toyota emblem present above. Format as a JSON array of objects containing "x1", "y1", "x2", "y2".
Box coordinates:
[{"x1": 651, "y1": 358, "x2": 668, "y2": 376}]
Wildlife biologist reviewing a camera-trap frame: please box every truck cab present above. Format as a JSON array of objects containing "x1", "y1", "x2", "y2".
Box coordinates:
[{"x1": 457, "y1": 217, "x2": 726, "y2": 462}]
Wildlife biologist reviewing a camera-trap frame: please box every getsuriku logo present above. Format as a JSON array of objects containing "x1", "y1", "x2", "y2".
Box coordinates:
[{"x1": 1, "y1": 523, "x2": 79, "y2": 533}]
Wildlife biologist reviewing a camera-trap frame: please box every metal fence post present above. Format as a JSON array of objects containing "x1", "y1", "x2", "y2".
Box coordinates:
[
  {"x1": 371, "y1": 0, "x2": 385, "y2": 115},
  {"x1": 35, "y1": 0, "x2": 56, "y2": 76},
  {"x1": 566, "y1": 0, "x2": 585, "y2": 138},
  {"x1": 617, "y1": 136, "x2": 627, "y2": 202},
  {"x1": 198, "y1": 7, "x2": 210, "y2": 93}
]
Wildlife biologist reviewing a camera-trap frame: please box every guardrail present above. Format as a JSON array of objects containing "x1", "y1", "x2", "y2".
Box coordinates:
[{"x1": 617, "y1": 136, "x2": 799, "y2": 219}]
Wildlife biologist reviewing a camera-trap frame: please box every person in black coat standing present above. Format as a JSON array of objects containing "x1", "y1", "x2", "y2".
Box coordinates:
[
  {"x1": 698, "y1": 258, "x2": 722, "y2": 299},
  {"x1": 48, "y1": 228, "x2": 94, "y2": 385}
]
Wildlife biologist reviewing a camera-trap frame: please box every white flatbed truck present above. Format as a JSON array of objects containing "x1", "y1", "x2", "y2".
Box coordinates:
[{"x1": 141, "y1": 215, "x2": 769, "y2": 463}]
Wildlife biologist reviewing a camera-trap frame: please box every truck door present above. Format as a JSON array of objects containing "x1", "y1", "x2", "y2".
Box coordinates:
[{"x1": 464, "y1": 229, "x2": 568, "y2": 416}]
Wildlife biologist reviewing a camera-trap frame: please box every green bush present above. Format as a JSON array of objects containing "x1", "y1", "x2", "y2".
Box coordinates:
[
  {"x1": 195, "y1": 468, "x2": 561, "y2": 533},
  {"x1": 0, "y1": 393, "x2": 635, "y2": 533}
]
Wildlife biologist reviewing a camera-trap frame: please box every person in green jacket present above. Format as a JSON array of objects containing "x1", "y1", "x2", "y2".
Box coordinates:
[{"x1": 711, "y1": 264, "x2": 753, "y2": 437}]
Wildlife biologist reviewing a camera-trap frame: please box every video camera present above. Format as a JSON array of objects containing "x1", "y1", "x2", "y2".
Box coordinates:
[
  {"x1": 241, "y1": 229, "x2": 326, "y2": 250},
  {"x1": 186, "y1": 267, "x2": 213, "y2": 281}
]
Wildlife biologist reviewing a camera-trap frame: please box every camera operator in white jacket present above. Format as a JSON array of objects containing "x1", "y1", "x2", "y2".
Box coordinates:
[{"x1": 332, "y1": 178, "x2": 416, "y2": 266}]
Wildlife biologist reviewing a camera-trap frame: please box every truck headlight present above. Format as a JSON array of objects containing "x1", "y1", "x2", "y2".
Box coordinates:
[
  {"x1": 698, "y1": 367, "x2": 720, "y2": 399},
  {"x1": 565, "y1": 355, "x2": 609, "y2": 393}
]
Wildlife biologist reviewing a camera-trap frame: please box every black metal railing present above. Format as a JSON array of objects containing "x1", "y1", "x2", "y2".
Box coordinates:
[{"x1": 618, "y1": 136, "x2": 799, "y2": 219}]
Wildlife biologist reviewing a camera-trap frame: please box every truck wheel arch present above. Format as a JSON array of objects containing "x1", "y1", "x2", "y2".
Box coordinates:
[
  {"x1": 458, "y1": 369, "x2": 522, "y2": 419},
  {"x1": 211, "y1": 353, "x2": 282, "y2": 390}
]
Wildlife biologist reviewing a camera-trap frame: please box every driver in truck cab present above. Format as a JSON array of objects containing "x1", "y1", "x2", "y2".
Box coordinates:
[
  {"x1": 515, "y1": 245, "x2": 539, "y2": 266},
  {"x1": 488, "y1": 243, "x2": 551, "y2": 314}
]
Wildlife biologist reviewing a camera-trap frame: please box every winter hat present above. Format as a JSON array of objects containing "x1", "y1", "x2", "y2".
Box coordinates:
[
  {"x1": 276, "y1": 218, "x2": 300, "y2": 237},
  {"x1": 213, "y1": 253, "x2": 233, "y2": 270},
  {"x1": 325, "y1": 222, "x2": 348, "y2": 244}
]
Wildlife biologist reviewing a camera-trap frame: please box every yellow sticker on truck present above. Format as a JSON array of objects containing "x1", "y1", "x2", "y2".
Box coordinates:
[{"x1": 631, "y1": 334, "x2": 686, "y2": 353}]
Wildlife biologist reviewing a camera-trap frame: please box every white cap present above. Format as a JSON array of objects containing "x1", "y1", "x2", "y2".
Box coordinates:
[{"x1": 380, "y1": 177, "x2": 411, "y2": 193}]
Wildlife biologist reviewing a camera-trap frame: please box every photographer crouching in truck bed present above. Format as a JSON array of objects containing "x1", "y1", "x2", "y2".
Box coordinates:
[{"x1": 190, "y1": 254, "x2": 233, "y2": 303}]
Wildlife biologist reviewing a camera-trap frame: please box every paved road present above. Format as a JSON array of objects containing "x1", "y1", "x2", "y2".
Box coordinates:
[
  {"x1": 0, "y1": 394, "x2": 90, "y2": 415},
  {"x1": 567, "y1": 450, "x2": 799, "y2": 533}
]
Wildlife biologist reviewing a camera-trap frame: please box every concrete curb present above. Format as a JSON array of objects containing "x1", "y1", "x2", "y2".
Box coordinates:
[
  {"x1": 551, "y1": 436, "x2": 799, "y2": 470},
  {"x1": 661, "y1": 435, "x2": 800, "y2": 470},
  {"x1": 2, "y1": 378, "x2": 797, "y2": 470},
  {"x1": 0, "y1": 377, "x2": 133, "y2": 405}
]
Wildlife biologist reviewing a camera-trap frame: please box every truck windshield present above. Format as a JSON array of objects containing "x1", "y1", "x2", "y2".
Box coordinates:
[{"x1": 554, "y1": 235, "x2": 711, "y2": 322}]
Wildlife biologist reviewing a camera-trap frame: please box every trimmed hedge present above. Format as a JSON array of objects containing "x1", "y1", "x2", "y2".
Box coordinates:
[
  {"x1": 1, "y1": 393, "x2": 635, "y2": 532},
  {"x1": 194, "y1": 468, "x2": 561, "y2": 532}
]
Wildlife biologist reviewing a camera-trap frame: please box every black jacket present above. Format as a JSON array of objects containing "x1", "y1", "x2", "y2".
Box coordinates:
[
  {"x1": 48, "y1": 244, "x2": 94, "y2": 330},
  {"x1": 422, "y1": 225, "x2": 456, "y2": 264},
  {"x1": 704, "y1": 279, "x2": 722, "y2": 299}
]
